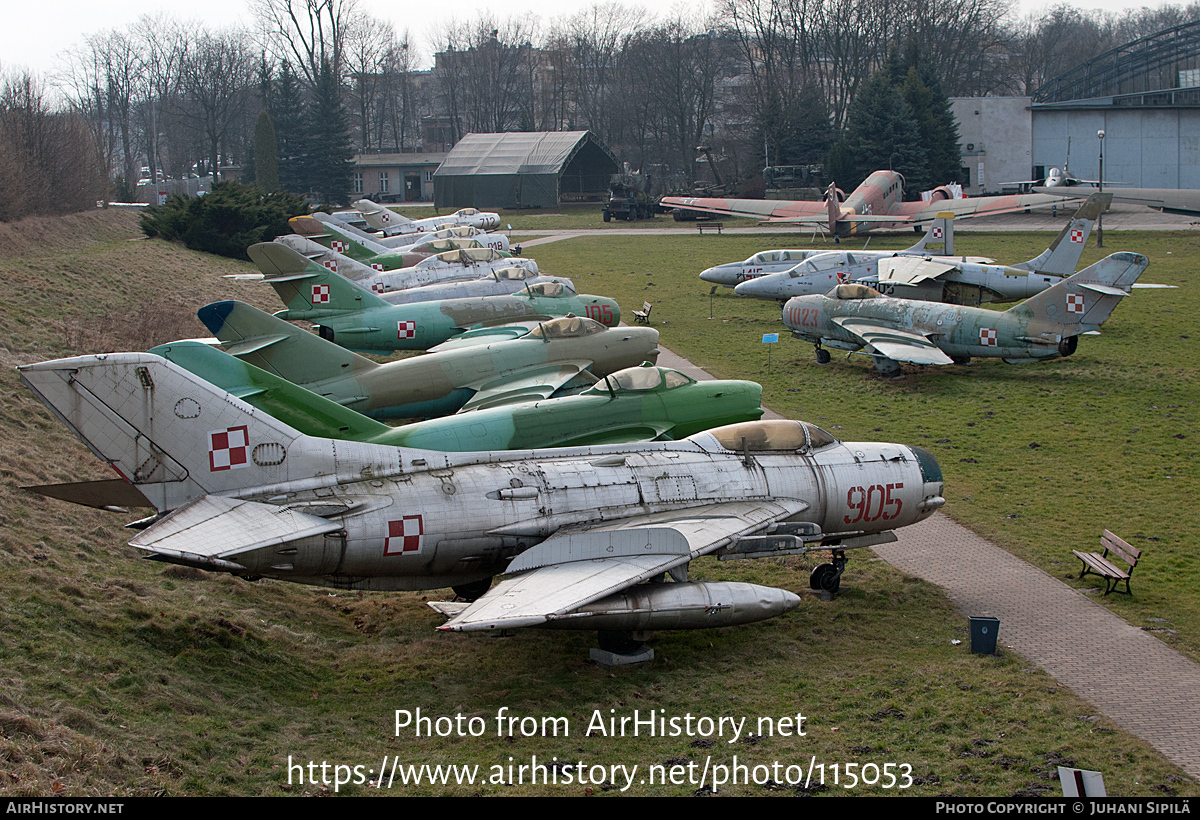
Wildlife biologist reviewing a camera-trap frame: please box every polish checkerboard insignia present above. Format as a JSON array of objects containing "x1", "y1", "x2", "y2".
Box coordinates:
[
  {"x1": 322, "y1": 259, "x2": 337, "y2": 273},
  {"x1": 371, "y1": 281, "x2": 386, "y2": 293},
  {"x1": 380, "y1": 212, "x2": 391, "y2": 224},
  {"x1": 208, "y1": 425, "x2": 249, "y2": 472},
  {"x1": 979, "y1": 328, "x2": 998, "y2": 346},
  {"x1": 1070, "y1": 228, "x2": 1084, "y2": 244},
  {"x1": 931, "y1": 226, "x2": 943, "y2": 239},
  {"x1": 331, "y1": 240, "x2": 345, "y2": 252},
  {"x1": 397, "y1": 320, "x2": 416, "y2": 339},
  {"x1": 312, "y1": 284, "x2": 330, "y2": 304},
  {"x1": 384, "y1": 515, "x2": 424, "y2": 555},
  {"x1": 1067, "y1": 293, "x2": 1085, "y2": 314},
  {"x1": 371, "y1": 263, "x2": 385, "y2": 271}
]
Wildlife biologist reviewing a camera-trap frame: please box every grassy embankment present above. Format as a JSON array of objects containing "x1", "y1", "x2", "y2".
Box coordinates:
[{"x1": 0, "y1": 209, "x2": 1194, "y2": 796}]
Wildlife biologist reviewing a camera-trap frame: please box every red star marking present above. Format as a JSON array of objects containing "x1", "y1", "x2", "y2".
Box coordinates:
[
  {"x1": 384, "y1": 515, "x2": 423, "y2": 555},
  {"x1": 208, "y1": 425, "x2": 249, "y2": 472}
]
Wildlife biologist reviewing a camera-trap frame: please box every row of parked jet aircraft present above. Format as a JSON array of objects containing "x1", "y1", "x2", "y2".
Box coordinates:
[
  {"x1": 699, "y1": 192, "x2": 1169, "y2": 376},
  {"x1": 22, "y1": 198, "x2": 948, "y2": 658}
]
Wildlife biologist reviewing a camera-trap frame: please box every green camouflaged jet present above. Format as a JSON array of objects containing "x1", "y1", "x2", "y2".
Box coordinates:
[
  {"x1": 148, "y1": 342, "x2": 763, "y2": 450},
  {"x1": 245, "y1": 242, "x2": 619, "y2": 352},
  {"x1": 194, "y1": 302, "x2": 659, "y2": 419}
]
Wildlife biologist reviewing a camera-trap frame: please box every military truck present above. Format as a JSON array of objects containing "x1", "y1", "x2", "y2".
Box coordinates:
[{"x1": 603, "y1": 171, "x2": 653, "y2": 222}]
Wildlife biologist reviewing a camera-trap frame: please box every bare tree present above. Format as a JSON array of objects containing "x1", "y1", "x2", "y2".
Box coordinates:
[
  {"x1": 252, "y1": 0, "x2": 360, "y2": 85},
  {"x1": 179, "y1": 29, "x2": 256, "y2": 178}
]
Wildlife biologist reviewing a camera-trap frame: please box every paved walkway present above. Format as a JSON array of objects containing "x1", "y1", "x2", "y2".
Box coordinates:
[
  {"x1": 655, "y1": 340, "x2": 1200, "y2": 780},
  {"x1": 877, "y1": 517, "x2": 1200, "y2": 780}
]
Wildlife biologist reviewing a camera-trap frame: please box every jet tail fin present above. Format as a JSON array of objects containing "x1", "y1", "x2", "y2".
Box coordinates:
[
  {"x1": 196, "y1": 301, "x2": 378, "y2": 384},
  {"x1": 246, "y1": 242, "x2": 391, "y2": 315},
  {"x1": 356, "y1": 199, "x2": 413, "y2": 232},
  {"x1": 150, "y1": 340, "x2": 392, "y2": 443},
  {"x1": 904, "y1": 212, "x2": 954, "y2": 256},
  {"x1": 1006, "y1": 251, "x2": 1148, "y2": 329},
  {"x1": 1015, "y1": 192, "x2": 1110, "y2": 276},
  {"x1": 17, "y1": 353, "x2": 324, "y2": 514}
]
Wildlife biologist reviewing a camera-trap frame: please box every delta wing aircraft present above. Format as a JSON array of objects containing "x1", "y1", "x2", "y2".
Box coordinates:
[
  {"x1": 662, "y1": 170, "x2": 1079, "y2": 238},
  {"x1": 735, "y1": 194, "x2": 1109, "y2": 305},
  {"x1": 250, "y1": 245, "x2": 618, "y2": 353},
  {"x1": 198, "y1": 302, "x2": 654, "y2": 418},
  {"x1": 699, "y1": 214, "x2": 962, "y2": 288},
  {"x1": 149, "y1": 344, "x2": 762, "y2": 450},
  {"x1": 781, "y1": 252, "x2": 1148, "y2": 375},
  {"x1": 355, "y1": 199, "x2": 500, "y2": 234},
  {"x1": 19, "y1": 352, "x2": 944, "y2": 644}
]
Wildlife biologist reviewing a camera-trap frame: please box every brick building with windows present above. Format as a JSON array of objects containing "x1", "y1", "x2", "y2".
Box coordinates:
[{"x1": 350, "y1": 153, "x2": 446, "y2": 202}]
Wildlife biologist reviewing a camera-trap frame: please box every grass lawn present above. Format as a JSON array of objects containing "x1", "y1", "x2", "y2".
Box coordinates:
[
  {"x1": 0, "y1": 211, "x2": 1194, "y2": 796},
  {"x1": 529, "y1": 230, "x2": 1200, "y2": 662}
]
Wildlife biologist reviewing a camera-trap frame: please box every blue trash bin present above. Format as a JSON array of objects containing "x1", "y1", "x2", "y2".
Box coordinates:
[{"x1": 969, "y1": 616, "x2": 1000, "y2": 654}]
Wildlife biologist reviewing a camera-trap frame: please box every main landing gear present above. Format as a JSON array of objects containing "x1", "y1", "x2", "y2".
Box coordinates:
[
  {"x1": 452, "y1": 577, "x2": 493, "y2": 602},
  {"x1": 814, "y1": 344, "x2": 831, "y2": 365},
  {"x1": 809, "y1": 549, "x2": 847, "y2": 594}
]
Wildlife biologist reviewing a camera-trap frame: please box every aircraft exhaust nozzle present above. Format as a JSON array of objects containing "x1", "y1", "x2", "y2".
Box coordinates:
[{"x1": 540, "y1": 581, "x2": 800, "y2": 632}]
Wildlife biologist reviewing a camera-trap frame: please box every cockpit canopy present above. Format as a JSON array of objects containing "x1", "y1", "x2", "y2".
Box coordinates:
[
  {"x1": 422, "y1": 237, "x2": 479, "y2": 252},
  {"x1": 430, "y1": 247, "x2": 499, "y2": 264},
  {"x1": 456, "y1": 208, "x2": 480, "y2": 216},
  {"x1": 790, "y1": 253, "x2": 857, "y2": 277},
  {"x1": 828, "y1": 283, "x2": 883, "y2": 300},
  {"x1": 523, "y1": 281, "x2": 571, "y2": 297},
  {"x1": 749, "y1": 249, "x2": 814, "y2": 265},
  {"x1": 491, "y1": 267, "x2": 536, "y2": 281},
  {"x1": 526, "y1": 315, "x2": 606, "y2": 338},
  {"x1": 706, "y1": 419, "x2": 839, "y2": 452},
  {"x1": 583, "y1": 364, "x2": 692, "y2": 395}
]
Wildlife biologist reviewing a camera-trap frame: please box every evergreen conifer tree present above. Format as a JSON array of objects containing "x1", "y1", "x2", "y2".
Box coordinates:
[
  {"x1": 272, "y1": 60, "x2": 309, "y2": 196},
  {"x1": 253, "y1": 110, "x2": 280, "y2": 191},
  {"x1": 307, "y1": 59, "x2": 354, "y2": 206}
]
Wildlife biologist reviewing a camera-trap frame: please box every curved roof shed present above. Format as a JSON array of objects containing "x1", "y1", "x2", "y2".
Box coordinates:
[{"x1": 433, "y1": 131, "x2": 619, "y2": 209}]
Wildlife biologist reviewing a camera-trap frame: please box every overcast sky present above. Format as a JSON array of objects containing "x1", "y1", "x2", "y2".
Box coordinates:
[{"x1": 0, "y1": 0, "x2": 1181, "y2": 80}]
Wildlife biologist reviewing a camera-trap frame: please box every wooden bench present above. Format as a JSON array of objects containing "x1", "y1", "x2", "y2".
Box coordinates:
[
  {"x1": 632, "y1": 301, "x2": 653, "y2": 324},
  {"x1": 1073, "y1": 530, "x2": 1142, "y2": 595},
  {"x1": 697, "y1": 222, "x2": 724, "y2": 234}
]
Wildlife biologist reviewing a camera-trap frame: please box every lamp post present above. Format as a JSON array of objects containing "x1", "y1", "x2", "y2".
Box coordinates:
[{"x1": 1097, "y1": 129, "x2": 1105, "y2": 248}]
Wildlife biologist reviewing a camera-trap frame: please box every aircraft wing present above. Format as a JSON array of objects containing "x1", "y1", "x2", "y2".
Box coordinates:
[
  {"x1": 832, "y1": 316, "x2": 954, "y2": 365},
  {"x1": 659, "y1": 196, "x2": 826, "y2": 221},
  {"x1": 439, "y1": 500, "x2": 807, "y2": 632},
  {"x1": 876, "y1": 257, "x2": 960, "y2": 286},
  {"x1": 129, "y1": 495, "x2": 343, "y2": 568},
  {"x1": 911, "y1": 192, "x2": 1080, "y2": 222},
  {"x1": 459, "y1": 363, "x2": 598, "y2": 412},
  {"x1": 1034, "y1": 186, "x2": 1200, "y2": 216}
]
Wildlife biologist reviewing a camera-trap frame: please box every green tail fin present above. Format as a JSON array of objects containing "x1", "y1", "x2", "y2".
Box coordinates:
[{"x1": 149, "y1": 340, "x2": 391, "y2": 443}]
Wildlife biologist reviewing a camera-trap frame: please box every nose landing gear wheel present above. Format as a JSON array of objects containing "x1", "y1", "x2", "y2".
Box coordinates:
[
  {"x1": 810, "y1": 563, "x2": 840, "y2": 592},
  {"x1": 815, "y1": 347, "x2": 831, "y2": 365}
]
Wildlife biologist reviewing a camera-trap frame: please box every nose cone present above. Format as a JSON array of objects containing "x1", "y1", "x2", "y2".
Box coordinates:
[
  {"x1": 699, "y1": 265, "x2": 735, "y2": 286},
  {"x1": 733, "y1": 276, "x2": 776, "y2": 300}
]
